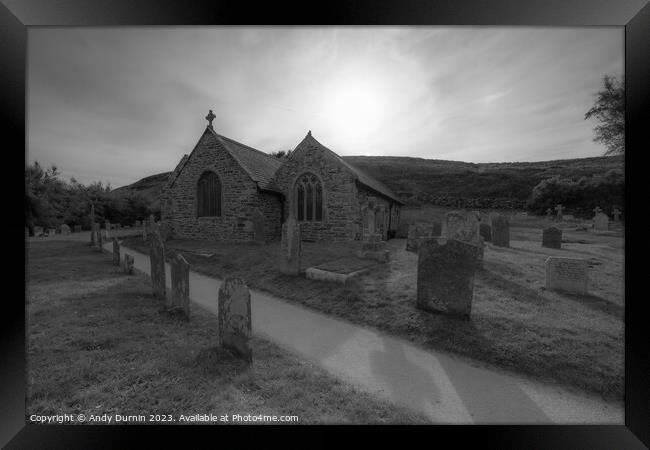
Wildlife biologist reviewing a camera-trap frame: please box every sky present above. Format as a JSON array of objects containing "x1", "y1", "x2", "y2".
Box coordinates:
[{"x1": 27, "y1": 27, "x2": 623, "y2": 188}]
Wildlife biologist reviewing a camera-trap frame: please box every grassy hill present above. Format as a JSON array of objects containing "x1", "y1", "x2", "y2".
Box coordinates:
[
  {"x1": 111, "y1": 155, "x2": 623, "y2": 208},
  {"x1": 110, "y1": 172, "x2": 171, "y2": 210}
]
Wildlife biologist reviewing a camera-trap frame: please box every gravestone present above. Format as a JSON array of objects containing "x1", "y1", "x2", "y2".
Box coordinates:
[
  {"x1": 252, "y1": 209, "x2": 265, "y2": 244},
  {"x1": 416, "y1": 238, "x2": 481, "y2": 319},
  {"x1": 142, "y1": 220, "x2": 148, "y2": 242},
  {"x1": 280, "y1": 218, "x2": 301, "y2": 275},
  {"x1": 171, "y1": 253, "x2": 190, "y2": 318},
  {"x1": 60, "y1": 224, "x2": 71, "y2": 235},
  {"x1": 135, "y1": 220, "x2": 141, "y2": 227},
  {"x1": 74, "y1": 225, "x2": 82, "y2": 233},
  {"x1": 149, "y1": 232, "x2": 166, "y2": 301},
  {"x1": 545, "y1": 257, "x2": 588, "y2": 294},
  {"x1": 357, "y1": 232, "x2": 389, "y2": 262},
  {"x1": 542, "y1": 227, "x2": 562, "y2": 249},
  {"x1": 96, "y1": 226, "x2": 103, "y2": 250},
  {"x1": 593, "y1": 211, "x2": 609, "y2": 231},
  {"x1": 406, "y1": 221, "x2": 441, "y2": 253},
  {"x1": 612, "y1": 207, "x2": 622, "y2": 221},
  {"x1": 123, "y1": 253, "x2": 134, "y2": 275},
  {"x1": 545, "y1": 208, "x2": 553, "y2": 218},
  {"x1": 479, "y1": 223, "x2": 492, "y2": 242},
  {"x1": 555, "y1": 204, "x2": 564, "y2": 221},
  {"x1": 112, "y1": 238, "x2": 120, "y2": 265},
  {"x1": 105, "y1": 220, "x2": 111, "y2": 238},
  {"x1": 90, "y1": 223, "x2": 98, "y2": 245},
  {"x1": 491, "y1": 214, "x2": 510, "y2": 247},
  {"x1": 444, "y1": 211, "x2": 480, "y2": 246},
  {"x1": 34, "y1": 226, "x2": 43, "y2": 236},
  {"x1": 218, "y1": 277, "x2": 252, "y2": 363}
]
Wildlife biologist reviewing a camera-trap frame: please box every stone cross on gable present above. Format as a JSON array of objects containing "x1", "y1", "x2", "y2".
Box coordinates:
[{"x1": 205, "y1": 109, "x2": 216, "y2": 128}]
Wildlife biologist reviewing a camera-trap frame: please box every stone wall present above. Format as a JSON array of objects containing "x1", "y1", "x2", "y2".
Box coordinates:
[{"x1": 161, "y1": 130, "x2": 282, "y2": 242}]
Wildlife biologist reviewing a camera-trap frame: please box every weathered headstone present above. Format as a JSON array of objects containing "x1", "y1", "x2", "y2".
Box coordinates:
[
  {"x1": 90, "y1": 222, "x2": 98, "y2": 245},
  {"x1": 252, "y1": 209, "x2": 265, "y2": 244},
  {"x1": 123, "y1": 253, "x2": 134, "y2": 275},
  {"x1": 280, "y1": 218, "x2": 301, "y2": 275},
  {"x1": 171, "y1": 253, "x2": 190, "y2": 318},
  {"x1": 545, "y1": 257, "x2": 588, "y2": 294},
  {"x1": 612, "y1": 207, "x2": 622, "y2": 221},
  {"x1": 444, "y1": 211, "x2": 480, "y2": 245},
  {"x1": 555, "y1": 204, "x2": 564, "y2": 221},
  {"x1": 593, "y1": 211, "x2": 609, "y2": 231},
  {"x1": 96, "y1": 226, "x2": 103, "y2": 251},
  {"x1": 105, "y1": 220, "x2": 111, "y2": 238},
  {"x1": 149, "y1": 232, "x2": 166, "y2": 300},
  {"x1": 542, "y1": 227, "x2": 562, "y2": 249},
  {"x1": 112, "y1": 238, "x2": 120, "y2": 265},
  {"x1": 545, "y1": 208, "x2": 553, "y2": 218},
  {"x1": 60, "y1": 224, "x2": 71, "y2": 235},
  {"x1": 491, "y1": 214, "x2": 510, "y2": 247},
  {"x1": 479, "y1": 223, "x2": 492, "y2": 242},
  {"x1": 74, "y1": 224, "x2": 82, "y2": 233},
  {"x1": 34, "y1": 226, "x2": 43, "y2": 236},
  {"x1": 218, "y1": 277, "x2": 252, "y2": 363},
  {"x1": 416, "y1": 238, "x2": 481, "y2": 319},
  {"x1": 406, "y1": 221, "x2": 441, "y2": 253}
]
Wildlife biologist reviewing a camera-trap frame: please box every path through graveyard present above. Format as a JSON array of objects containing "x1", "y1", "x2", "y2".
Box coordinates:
[{"x1": 106, "y1": 239, "x2": 622, "y2": 424}]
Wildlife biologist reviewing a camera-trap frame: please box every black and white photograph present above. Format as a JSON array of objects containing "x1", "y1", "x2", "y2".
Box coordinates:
[{"x1": 6, "y1": 0, "x2": 647, "y2": 443}]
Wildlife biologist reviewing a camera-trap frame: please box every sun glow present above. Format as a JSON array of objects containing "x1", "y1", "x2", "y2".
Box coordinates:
[{"x1": 319, "y1": 78, "x2": 386, "y2": 142}]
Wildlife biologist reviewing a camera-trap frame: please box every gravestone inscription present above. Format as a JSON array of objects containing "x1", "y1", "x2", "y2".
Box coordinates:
[
  {"x1": 218, "y1": 277, "x2": 252, "y2": 363},
  {"x1": 171, "y1": 253, "x2": 190, "y2": 318},
  {"x1": 545, "y1": 257, "x2": 587, "y2": 294}
]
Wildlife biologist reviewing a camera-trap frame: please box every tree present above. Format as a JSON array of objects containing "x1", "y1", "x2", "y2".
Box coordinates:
[
  {"x1": 270, "y1": 149, "x2": 292, "y2": 160},
  {"x1": 585, "y1": 75, "x2": 624, "y2": 156}
]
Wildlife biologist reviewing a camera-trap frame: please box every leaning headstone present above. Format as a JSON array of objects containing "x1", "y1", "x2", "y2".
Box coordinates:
[
  {"x1": 542, "y1": 227, "x2": 562, "y2": 249},
  {"x1": 74, "y1": 224, "x2": 82, "y2": 233},
  {"x1": 491, "y1": 214, "x2": 510, "y2": 247},
  {"x1": 171, "y1": 253, "x2": 190, "y2": 318},
  {"x1": 123, "y1": 253, "x2": 134, "y2": 275},
  {"x1": 545, "y1": 257, "x2": 588, "y2": 294},
  {"x1": 280, "y1": 218, "x2": 301, "y2": 275},
  {"x1": 149, "y1": 232, "x2": 166, "y2": 301},
  {"x1": 60, "y1": 224, "x2": 71, "y2": 235},
  {"x1": 112, "y1": 238, "x2": 120, "y2": 265},
  {"x1": 444, "y1": 211, "x2": 480, "y2": 246},
  {"x1": 479, "y1": 223, "x2": 492, "y2": 242},
  {"x1": 416, "y1": 238, "x2": 481, "y2": 319},
  {"x1": 593, "y1": 211, "x2": 609, "y2": 231},
  {"x1": 252, "y1": 209, "x2": 265, "y2": 244},
  {"x1": 218, "y1": 277, "x2": 252, "y2": 363}
]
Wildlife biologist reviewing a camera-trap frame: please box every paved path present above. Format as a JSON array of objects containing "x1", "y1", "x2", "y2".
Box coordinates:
[{"x1": 107, "y1": 239, "x2": 622, "y2": 424}]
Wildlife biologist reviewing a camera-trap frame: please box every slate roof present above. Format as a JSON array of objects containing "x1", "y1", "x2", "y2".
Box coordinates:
[
  {"x1": 293, "y1": 132, "x2": 405, "y2": 205},
  {"x1": 208, "y1": 128, "x2": 283, "y2": 193}
]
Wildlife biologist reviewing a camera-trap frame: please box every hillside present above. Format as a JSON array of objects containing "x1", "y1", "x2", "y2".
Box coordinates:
[{"x1": 111, "y1": 155, "x2": 624, "y2": 208}]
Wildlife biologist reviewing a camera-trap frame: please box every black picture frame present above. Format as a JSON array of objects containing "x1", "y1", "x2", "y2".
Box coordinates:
[{"x1": 4, "y1": 0, "x2": 648, "y2": 448}]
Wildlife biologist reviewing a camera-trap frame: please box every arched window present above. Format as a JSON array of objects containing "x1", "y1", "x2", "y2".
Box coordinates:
[
  {"x1": 197, "y1": 171, "x2": 221, "y2": 217},
  {"x1": 295, "y1": 173, "x2": 323, "y2": 221}
]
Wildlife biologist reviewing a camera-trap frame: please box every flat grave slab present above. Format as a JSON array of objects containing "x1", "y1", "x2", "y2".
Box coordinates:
[{"x1": 306, "y1": 257, "x2": 378, "y2": 283}]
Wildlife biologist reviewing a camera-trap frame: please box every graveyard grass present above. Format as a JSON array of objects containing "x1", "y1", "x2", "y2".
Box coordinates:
[
  {"x1": 26, "y1": 240, "x2": 426, "y2": 424},
  {"x1": 122, "y1": 211, "x2": 624, "y2": 401}
]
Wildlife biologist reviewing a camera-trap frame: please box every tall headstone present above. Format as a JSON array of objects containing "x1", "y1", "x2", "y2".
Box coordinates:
[
  {"x1": 60, "y1": 224, "x2": 71, "y2": 235},
  {"x1": 149, "y1": 232, "x2": 166, "y2": 301},
  {"x1": 593, "y1": 210, "x2": 609, "y2": 231},
  {"x1": 90, "y1": 222, "x2": 97, "y2": 246},
  {"x1": 252, "y1": 209, "x2": 265, "y2": 244},
  {"x1": 479, "y1": 223, "x2": 492, "y2": 242},
  {"x1": 416, "y1": 238, "x2": 481, "y2": 319},
  {"x1": 123, "y1": 253, "x2": 134, "y2": 275},
  {"x1": 112, "y1": 238, "x2": 120, "y2": 265},
  {"x1": 280, "y1": 218, "x2": 301, "y2": 275},
  {"x1": 545, "y1": 257, "x2": 588, "y2": 294},
  {"x1": 491, "y1": 214, "x2": 510, "y2": 247},
  {"x1": 105, "y1": 220, "x2": 111, "y2": 238},
  {"x1": 555, "y1": 204, "x2": 564, "y2": 221},
  {"x1": 218, "y1": 277, "x2": 252, "y2": 363},
  {"x1": 542, "y1": 227, "x2": 562, "y2": 249},
  {"x1": 171, "y1": 253, "x2": 190, "y2": 318},
  {"x1": 444, "y1": 211, "x2": 480, "y2": 246},
  {"x1": 96, "y1": 225, "x2": 103, "y2": 250}
]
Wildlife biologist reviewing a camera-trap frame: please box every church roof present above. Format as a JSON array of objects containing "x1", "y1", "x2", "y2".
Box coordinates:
[
  {"x1": 294, "y1": 132, "x2": 405, "y2": 205},
  {"x1": 208, "y1": 127, "x2": 283, "y2": 193}
]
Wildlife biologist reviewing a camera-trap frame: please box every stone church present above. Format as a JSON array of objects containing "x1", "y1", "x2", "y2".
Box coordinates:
[{"x1": 160, "y1": 111, "x2": 403, "y2": 243}]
